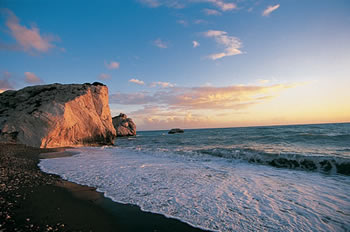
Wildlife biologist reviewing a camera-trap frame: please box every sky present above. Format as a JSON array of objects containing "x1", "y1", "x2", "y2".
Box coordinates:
[{"x1": 0, "y1": 0, "x2": 349, "y2": 130}]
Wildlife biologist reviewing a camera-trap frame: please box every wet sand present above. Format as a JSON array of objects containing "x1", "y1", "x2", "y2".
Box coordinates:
[{"x1": 0, "y1": 143, "x2": 206, "y2": 232}]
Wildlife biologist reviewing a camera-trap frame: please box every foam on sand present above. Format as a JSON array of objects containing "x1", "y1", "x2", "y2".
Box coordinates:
[{"x1": 39, "y1": 147, "x2": 350, "y2": 232}]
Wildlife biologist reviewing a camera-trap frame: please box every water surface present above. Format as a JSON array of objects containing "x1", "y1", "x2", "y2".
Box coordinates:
[{"x1": 40, "y1": 123, "x2": 350, "y2": 231}]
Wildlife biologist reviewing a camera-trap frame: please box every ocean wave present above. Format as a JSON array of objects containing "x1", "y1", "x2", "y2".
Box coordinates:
[
  {"x1": 290, "y1": 133, "x2": 350, "y2": 142},
  {"x1": 246, "y1": 133, "x2": 350, "y2": 144},
  {"x1": 39, "y1": 147, "x2": 350, "y2": 232},
  {"x1": 197, "y1": 147, "x2": 350, "y2": 175}
]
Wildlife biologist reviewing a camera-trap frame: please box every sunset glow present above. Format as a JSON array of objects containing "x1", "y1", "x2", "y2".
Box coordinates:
[{"x1": 1, "y1": 0, "x2": 349, "y2": 130}]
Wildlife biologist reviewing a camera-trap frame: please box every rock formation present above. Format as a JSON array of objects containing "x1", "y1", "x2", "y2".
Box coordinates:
[
  {"x1": 112, "y1": 113, "x2": 136, "y2": 136},
  {"x1": 168, "y1": 128, "x2": 184, "y2": 134},
  {"x1": 0, "y1": 82, "x2": 116, "y2": 148}
]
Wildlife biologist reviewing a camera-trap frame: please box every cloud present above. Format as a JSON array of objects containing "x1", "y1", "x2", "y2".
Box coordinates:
[
  {"x1": 193, "y1": 19, "x2": 207, "y2": 24},
  {"x1": 204, "y1": 0, "x2": 236, "y2": 11},
  {"x1": 139, "y1": 0, "x2": 185, "y2": 8},
  {"x1": 129, "y1": 106, "x2": 215, "y2": 130},
  {"x1": 127, "y1": 79, "x2": 173, "y2": 87},
  {"x1": 262, "y1": 4, "x2": 280, "y2": 16},
  {"x1": 138, "y1": 0, "x2": 235, "y2": 11},
  {"x1": 129, "y1": 78, "x2": 145, "y2": 85},
  {"x1": 192, "y1": 40, "x2": 200, "y2": 48},
  {"x1": 204, "y1": 30, "x2": 242, "y2": 60},
  {"x1": 257, "y1": 79, "x2": 270, "y2": 84},
  {"x1": 168, "y1": 84, "x2": 293, "y2": 110},
  {"x1": 105, "y1": 61, "x2": 120, "y2": 69},
  {"x1": 24, "y1": 72, "x2": 42, "y2": 84},
  {"x1": 176, "y1": 19, "x2": 188, "y2": 26},
  {"x1": 0, "y1": 71, "x2": 14, "y2": 93},
  {"x1": 99, "y1": 73, "x2": 111, "y2": 80},
  {"x1": 110, "y1": 91, "x2": 157, "y2": 105},
  {"x1": 1, "y1": 9, "x2": 60, "y2": 54},
  {"x1": 110, "y1": 83, "x2": 297, "y2": 110},
  {"x1": 110, "y1": 82, "x2": 303, "y2": 130},
  {"x1": 153, "y1": 38, "x2": 168, "y2": 48},
  {"x1": 203, "y1": 8, "x2": 222, "y2": 16},
  {"x1": 139, "y1": 0, "x2": 161, "y2": 7},
  {"x1": 150, "y1": 81, "x2": 175, "y2": 88}
]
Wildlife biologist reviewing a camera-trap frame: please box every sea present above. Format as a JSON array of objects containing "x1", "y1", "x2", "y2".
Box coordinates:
[{"x1": 39, "y1": 123, "x2": 350, "y2": 232}]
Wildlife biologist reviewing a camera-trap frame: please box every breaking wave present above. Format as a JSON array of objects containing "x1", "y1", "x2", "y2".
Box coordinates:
[{"x1": 197, "y1": 147, "x2": 350, "y2": 175}]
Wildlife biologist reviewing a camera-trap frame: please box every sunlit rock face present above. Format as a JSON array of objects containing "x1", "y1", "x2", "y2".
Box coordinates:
[
  {"x1": 112, "y1": 113, "x2": 136, "y2": 137},
  {"x1": 0, "y1": 82, "x2": 116, "y2": 148}
]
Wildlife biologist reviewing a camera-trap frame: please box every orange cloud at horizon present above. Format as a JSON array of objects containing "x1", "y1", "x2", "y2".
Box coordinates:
[
  {"x1": 109, "y1": 79, "x2": 350, "y2": 130},
  {"x1": 113, "y1": 77, "x2": 350, "y2": 130}
]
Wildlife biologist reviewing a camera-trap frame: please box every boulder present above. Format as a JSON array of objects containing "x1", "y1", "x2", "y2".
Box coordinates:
[
  {"x1": 168, "y1": 128, "x2": 184, "y2": 134},
  {"x1": 0, "y1": 83, "x2": 116, "y2": 148},
  {"x1": 112, "y1": 113, "x2": 136, "y2": 136}
]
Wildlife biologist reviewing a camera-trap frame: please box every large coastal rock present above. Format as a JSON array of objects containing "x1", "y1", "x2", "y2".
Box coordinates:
[
  {"x1": 112, "y1": 113, "x2": 136, "y2": 137},
  {"x1": 0, "y1": 82, "x2": 116, "y2": 148}
]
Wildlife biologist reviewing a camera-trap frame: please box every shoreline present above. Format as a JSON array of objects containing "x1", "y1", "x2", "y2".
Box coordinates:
[{"x1": 0, "y1": 143, "x2": 206, "y2": 232}]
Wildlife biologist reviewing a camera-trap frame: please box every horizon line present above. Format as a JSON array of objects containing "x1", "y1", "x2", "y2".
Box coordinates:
[{"x1": 137, "y1": 121, "x2": 350, "y2": 132}]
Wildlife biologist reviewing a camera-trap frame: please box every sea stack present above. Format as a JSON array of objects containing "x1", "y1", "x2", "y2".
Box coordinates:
[
  {"x1": 112, "y1": 113, "x2": 136, "y2": 137},
  {"x1": 0, "y1": 82, "x2": 116, "y2": 148},
  {"x1": 168, "y1": 128, "x2": 184, "y2": 134}
]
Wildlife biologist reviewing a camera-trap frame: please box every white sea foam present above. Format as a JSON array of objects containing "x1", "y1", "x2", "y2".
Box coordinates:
[{"x1": 39, "y1": 147, "x2": 350, "y2": 232}]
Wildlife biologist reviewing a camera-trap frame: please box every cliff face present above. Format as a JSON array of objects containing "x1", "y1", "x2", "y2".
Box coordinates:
[
  {"x1": 112, "y1": 113, "x2": 136, "y2": 137},
  {"x1": 0, "y1": 82, "x2": 116, "y2": 148}
]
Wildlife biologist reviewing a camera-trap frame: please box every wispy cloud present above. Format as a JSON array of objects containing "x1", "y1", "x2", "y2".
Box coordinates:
[
  {"x1": 1, "y1": 9, "x2": 60, "y2": 54},
  {"x1": 99, "y1": 73, "x2": 111, "y2": 80},
  {"x1": 192, "y1": 40, "x2": 200, "y2": 48},
  {"x1": 110, "y1": 82, "x2": 303, "y2": 130},
  {"x1": 139, "y1": 0, "x2": 235, "y2": 11},
  {"x1": 139, "y1": 0, "x2": 161, "y2": 7},
  {"x1": 110, "y1": 83, "x2": 297, "y2": 110},
  {"x1": 176, "y1": 19, "x2": 188, "y2": 26},
  {"x1": 204, "y1": 0, "x2": 237, "y2": 11},
  {"x1": 24, "y1": 72, "x2": 42, "y2": 84},
  {"x1": 153, "y1": 38, "x2": 168, "y2": 48},
  {"x1": 0, "y1": 71, "x2": 14, "y2": 93},
  {"x1": 257, "y1": 79, "x2": 270, "y2": 85},
  {"x1": 127, "y1": 79, "x2": 175, "y2": 87},
  {"x1": 204, "y1": 30, "x2": 242, "y2": 60},
  {"x1": 150, "y1": 81, "x2": 175, "y2": 88},
  {"x1": 105, "y1": 61, "x2": 120, "y2": 69},
  {"x1": 193, "y1": 19, "x2": 207, "y2": 24},
  {"x1": 110, "y1": 91, "x2": 156, "y2": 105},
  {"x1": 129, "y1": 78, "x2": 145, "y2": 85},
  {"x1": 262, "y1": 4, "x2": 280, "y2": 16},
  {"x1": 203, "y1": 8, "x2": 222, "y2": 16},
  {"x1": 129, "y1": 106, "x2": 214, "y2": 130},
  {"x1": 139, "y1": 0, "x2": 185, "y2": 8}
]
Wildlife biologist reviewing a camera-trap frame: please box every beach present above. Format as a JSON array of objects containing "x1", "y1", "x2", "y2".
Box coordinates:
[
  {"x1": 39, "y1": 124, "x2": 350, "y2": 231},
  {"x1": 1, "y1": 1, "x2": 349, "y2": 231},
  {"x1": 0, "y1": 143, "x2": 205, "y2": 232}
]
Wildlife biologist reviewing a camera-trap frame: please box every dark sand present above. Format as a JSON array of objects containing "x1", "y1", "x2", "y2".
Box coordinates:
[{"x1": 0, "y1": 143, "x2": 206, "y2": 232}]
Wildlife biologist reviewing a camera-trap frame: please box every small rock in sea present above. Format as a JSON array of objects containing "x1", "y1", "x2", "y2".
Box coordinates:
[{"x1": 168, "y1": 128, "x2": 184, "y2": 134}]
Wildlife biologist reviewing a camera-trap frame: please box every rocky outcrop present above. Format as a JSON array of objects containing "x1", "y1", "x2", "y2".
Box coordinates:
[
  {"x1": 112, "y1": 113, "x2": 136, "y2": 137},
  {"x1": 0, "y1": 82, "x2": 116, "y2": 148},
  {"x1": 168, "y1": 128, "x2": 184, "y2": 134}
]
